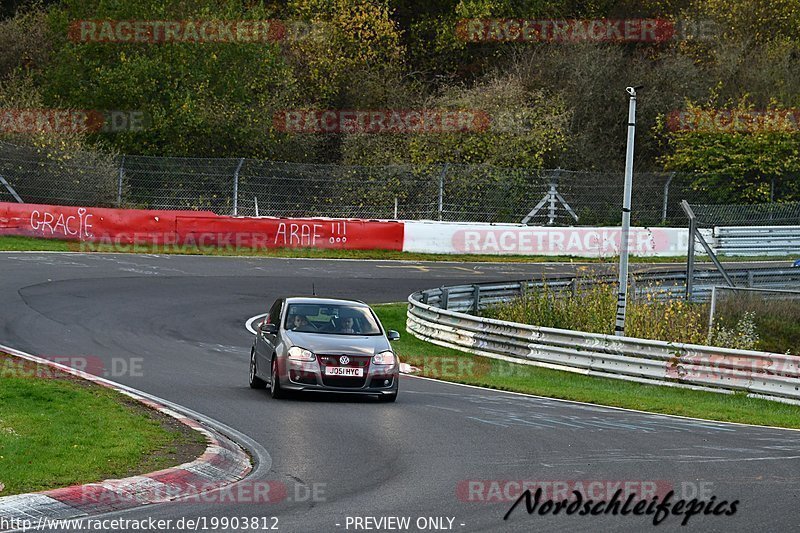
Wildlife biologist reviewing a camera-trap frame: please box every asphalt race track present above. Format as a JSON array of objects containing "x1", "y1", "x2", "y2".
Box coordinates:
[{"x1": 1, "y1": 252, "x2": 798, "y2": 532}]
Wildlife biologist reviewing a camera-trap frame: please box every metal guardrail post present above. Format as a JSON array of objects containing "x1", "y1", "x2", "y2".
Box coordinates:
[
  {"x1": 661, "y1": 172, "x2": 675, "y2": 224},
  {"x1": 421, "y1": 292, "x2": 429, "y2": 305},
  {"x1": 707, "y1": 286, "x2": 717, "y2": 342},
  {"x1": 682, "y1": 200, "x2": 696, "y2": 300},
  {"x1": 437, "y1": 163, "x2": 448, "y2": 221},
  {"x1": 472, "y1": 285, "x2": 481, "y2": 313},
  {"x1": 232, "y1": 157, "x2": 244, "y2": 216},
  {"x1": 441, "y1": 287, "x2": 449, "y2": 309},
  {"x1": 117, "y1": 156, "x2": 125, "y2": 207}
]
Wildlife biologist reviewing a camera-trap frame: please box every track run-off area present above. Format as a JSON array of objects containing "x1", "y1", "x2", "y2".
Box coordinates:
[{"x1": 1, "y1": 252, "x2": 798, "y2": 532}]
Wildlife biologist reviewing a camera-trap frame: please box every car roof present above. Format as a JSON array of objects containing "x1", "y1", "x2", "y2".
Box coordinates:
[{"x1": 284, "y1": 297, "x2": 368, "y2": 307}]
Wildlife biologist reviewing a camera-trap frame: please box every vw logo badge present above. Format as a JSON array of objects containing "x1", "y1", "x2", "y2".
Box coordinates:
[{"x1": 339, "y1": 355, "x2": 350, "y2": 365}]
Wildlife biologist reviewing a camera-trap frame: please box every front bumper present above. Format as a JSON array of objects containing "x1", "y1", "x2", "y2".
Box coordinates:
[{"x1": 280, "y1": 357, "x2": 398, "y2": 394}]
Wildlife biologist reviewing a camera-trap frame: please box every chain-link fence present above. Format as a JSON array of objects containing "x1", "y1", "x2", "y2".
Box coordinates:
[{"x1": 0, "y1": 140, "x2": 782, "y2": 226}]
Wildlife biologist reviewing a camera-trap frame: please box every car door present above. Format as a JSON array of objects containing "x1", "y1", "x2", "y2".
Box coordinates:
[{"x1": 255, "y1": 298, "x2": 283, "y2": 374}]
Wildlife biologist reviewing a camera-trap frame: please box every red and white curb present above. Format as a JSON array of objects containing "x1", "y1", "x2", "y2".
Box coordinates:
[{"x1": 0, "y1": 345, "x2": 253, "y2": 528}]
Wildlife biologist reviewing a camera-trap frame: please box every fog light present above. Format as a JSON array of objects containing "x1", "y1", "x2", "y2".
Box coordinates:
[{"x1": 384, "y1": 379, "x2": 389, "y2": 386}]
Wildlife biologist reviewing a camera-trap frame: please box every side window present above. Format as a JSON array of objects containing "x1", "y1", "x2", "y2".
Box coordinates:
[{"x1": 267, "y1": 300, "x2": 282, "y2": 325}]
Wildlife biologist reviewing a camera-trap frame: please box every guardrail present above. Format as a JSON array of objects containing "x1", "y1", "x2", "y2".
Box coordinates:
[
  {"x1": 714, "y1": 226, "x2": 800, "y2": 256},
  {"x1": 407, "y1": 266, "x2": 800, "y2": 404}
]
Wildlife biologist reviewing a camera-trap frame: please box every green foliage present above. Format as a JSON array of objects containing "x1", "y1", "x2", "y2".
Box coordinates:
[
  {"x1": 38, "y1": 1, "x2": 297, "y2": 157},
  {"x1": 0, "y1": 0, "x2": 798, "y2": 197},
  {"x1": 659, "y1": 101, "x2": 800, "y2": 203},
  {"x1": 341, "y1": 73, "x2": 570, "y2": 167},
  {"x1": 483, "y1": 277, "x2": 711, "y2": 346}
]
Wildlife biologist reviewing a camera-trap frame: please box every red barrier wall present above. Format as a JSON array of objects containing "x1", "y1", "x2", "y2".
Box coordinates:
[{"x1": 0, "y1": 202, "x2": 405, "y2": 251}]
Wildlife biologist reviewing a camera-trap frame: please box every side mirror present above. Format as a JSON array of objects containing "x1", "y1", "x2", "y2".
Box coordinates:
[
  {"x1": 260, "y1": 322, "x2": 279, "y2": 335},
  {"x1": 387, "y1": 330, "x2": 400, "y2": 341}
]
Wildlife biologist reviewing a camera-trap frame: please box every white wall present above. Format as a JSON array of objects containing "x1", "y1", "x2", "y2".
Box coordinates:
[{"x1": 403, "y1": 221, "x2": 705, "y2": 257}]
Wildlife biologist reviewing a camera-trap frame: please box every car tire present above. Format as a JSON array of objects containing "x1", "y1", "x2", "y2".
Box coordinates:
[
  {"x1": 270, "y1": 356, "x2": 286, "y2": 399},
  {"x1": 249, "y1": 350, "x2": 266, "y2": 389},
  {"x1": 379, "y1": 392, "x2": 397, "y2": 403}
]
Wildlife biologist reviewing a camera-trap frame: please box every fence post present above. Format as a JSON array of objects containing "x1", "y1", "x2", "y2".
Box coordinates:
[
  {"x1": 117, "y1": 156, "x2": 125, "y2": 207},
  {"x1": 472, "y1": 284, "x2": 481, "y2": 313},
  {"x1": 707, "y1": 286, "x2": 717, "y2": 342},
  {"x1": 682, "y1": 200, "x2": 696, "y2": 300},
  {"x1": 441, "y1": 287, "x2": 450, "y2": 309},
  {"x1": 438, "y1": 163, "x2": 448, "y2": 221},
  {"x1": 661, "y1": 172, "x2": 675, "y2": 224},
  {"x1": 232, "y1": 157, "x2": 244, "y2": 216}
]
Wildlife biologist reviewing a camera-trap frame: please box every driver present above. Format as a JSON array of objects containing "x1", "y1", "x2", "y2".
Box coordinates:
[{"x1": 290, "y1": 314, "x2": 310, "y2": 330}]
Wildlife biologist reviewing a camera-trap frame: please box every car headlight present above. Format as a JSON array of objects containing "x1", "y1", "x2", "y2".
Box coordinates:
[
  {"x1": 372, "y1": 351, "x2": 396, "y2": 365},
  {"x1": 288, "y1": 347, "x2": 315, "y2": 361}
]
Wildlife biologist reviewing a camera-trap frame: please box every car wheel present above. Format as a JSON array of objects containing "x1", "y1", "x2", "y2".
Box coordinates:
[
  {"x1": 270, "y1": 356, "x2": 285, "y2": 399},
  {"x1": 379, "y1": 392, "x2": 397, "y2": 403},
  {"x1": 249, "y1": 350, "x2": 266, "y2": 389}
]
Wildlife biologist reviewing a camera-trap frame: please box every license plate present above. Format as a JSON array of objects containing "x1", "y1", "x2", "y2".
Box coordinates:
[{"x1": 324, "y1": 366, "x2": 363, "y2": 377}]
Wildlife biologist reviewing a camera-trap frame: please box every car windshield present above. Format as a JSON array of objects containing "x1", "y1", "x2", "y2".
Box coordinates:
[{"x1": 284, "y1": 303, "x2": 382, "y2": 335}]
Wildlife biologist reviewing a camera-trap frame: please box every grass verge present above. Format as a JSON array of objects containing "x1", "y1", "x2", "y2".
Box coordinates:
[
  {"x1": 0, "y1": 353, "x2": 206, "y2": 496},
  {"x1": 373, "y1": 303, "x2": 800, "y2": 429}
]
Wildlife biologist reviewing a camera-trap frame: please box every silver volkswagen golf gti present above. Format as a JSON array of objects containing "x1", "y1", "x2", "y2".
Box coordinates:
[{"x1": 249, "y1": 297, "x2": 401, "y2": 402}]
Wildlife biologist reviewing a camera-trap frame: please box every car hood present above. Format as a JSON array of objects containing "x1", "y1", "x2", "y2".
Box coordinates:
[{"x1": 284, "y1": 331, "x2": 391, "y2": 356}]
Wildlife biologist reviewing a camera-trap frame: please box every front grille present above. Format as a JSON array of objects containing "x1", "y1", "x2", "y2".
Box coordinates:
[
  {"x1": 318, "y1": 354, "x2": 371, "y2": 368},
  {"x1": 319, "y1": 354, "x2": 370, "y2": 388}
]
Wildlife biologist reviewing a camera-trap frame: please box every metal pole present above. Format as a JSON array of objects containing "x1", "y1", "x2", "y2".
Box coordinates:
[
  {"x1": 394, "y1": 197, "x2": 398, "y2": 220},
  {"x1": 254, "y1": 196, "x2": 259, "y2": 217},
  {"x1": 614, "y1": 85, "x2": 641, "y2": 337},
  {"x1": 707, "y1": 286, "x2": 717, "y2": 342},
  {"x1": 117, "y1": 156, "x2": 125, "y2": 207},
  {"x1": 233, "y1": 157, "x2": 244, "y2": 216},
  {"x1": 0, "y1": 175, "x2": 23, "y2": 203},
  {"x1": 686, "y1": 211, "x2": 696, "y2": 300},
  {"x1": 438, "y1": 163, "x2": 448, "y2": 221},
  {"x1": 661, "y1": 172, "x2": 675, "y2": 224}
]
